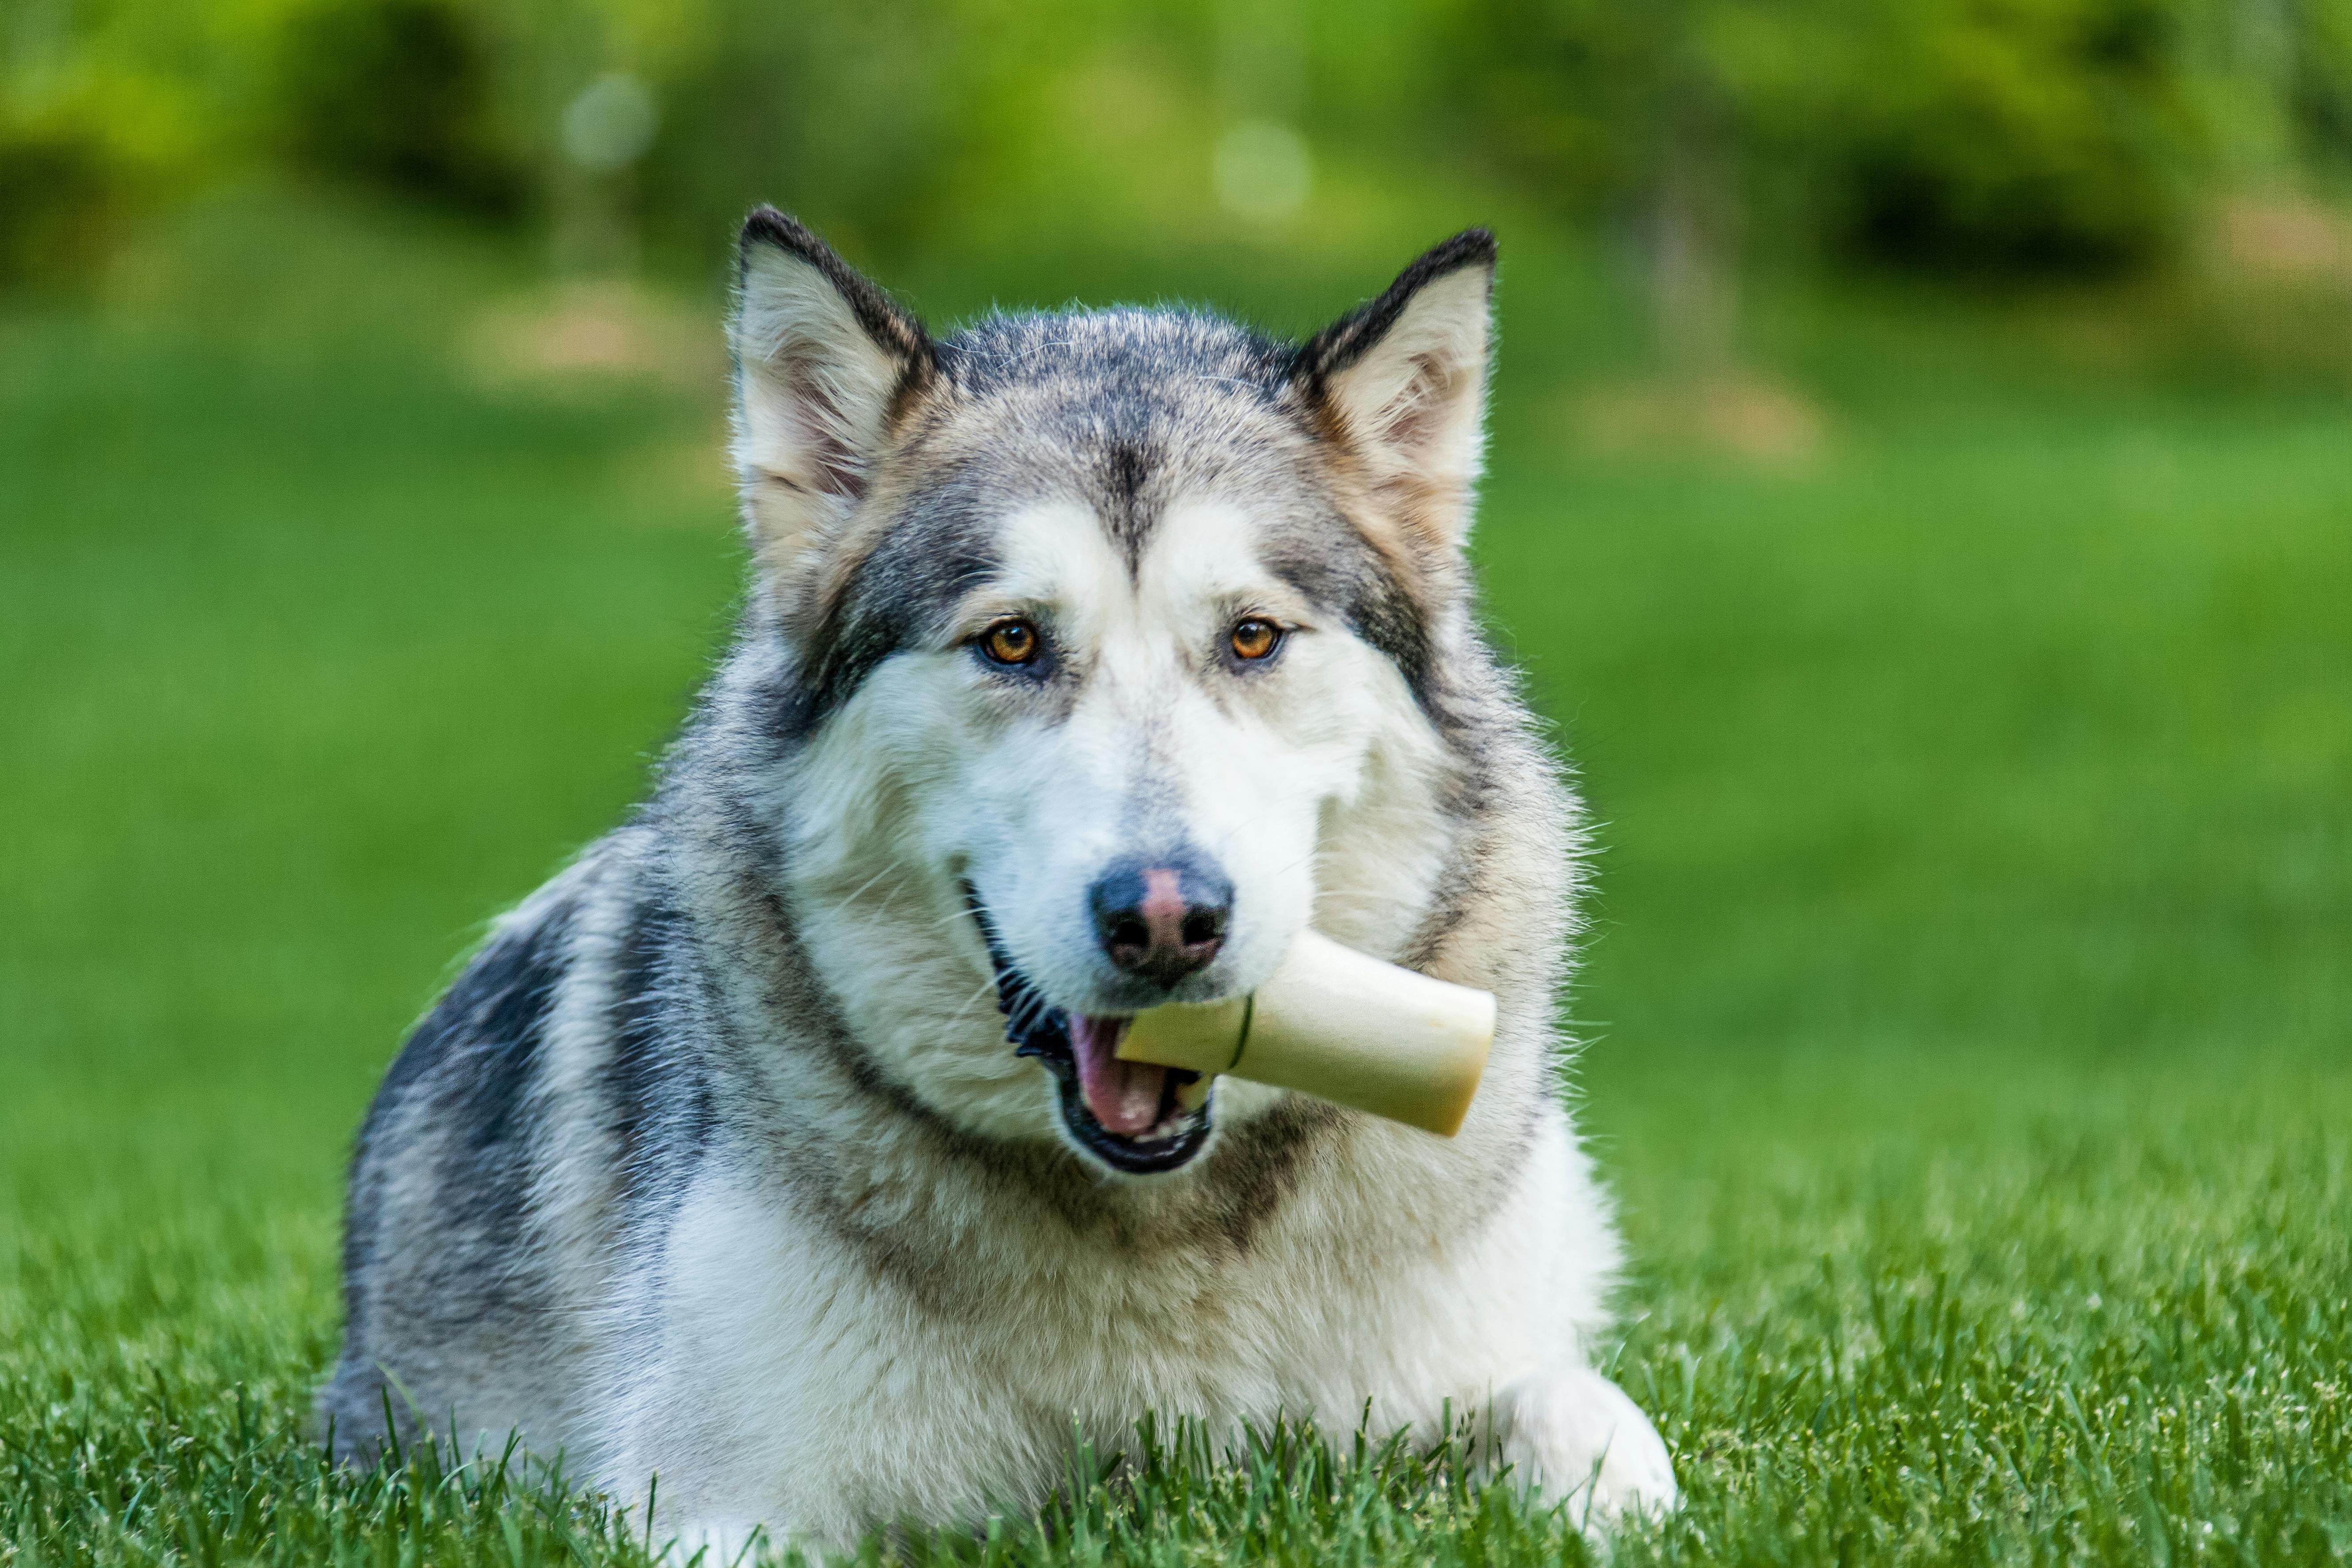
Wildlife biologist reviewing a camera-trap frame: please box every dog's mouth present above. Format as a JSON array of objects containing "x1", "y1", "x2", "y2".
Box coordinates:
[{"x1": 967, "y1": 893, "x2": 1214, "y2": 1175}]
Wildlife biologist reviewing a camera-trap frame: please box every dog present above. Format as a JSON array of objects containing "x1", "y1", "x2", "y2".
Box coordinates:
[{"x1": 320, "y1": 209, "x2": 1677, "y2": 1553}]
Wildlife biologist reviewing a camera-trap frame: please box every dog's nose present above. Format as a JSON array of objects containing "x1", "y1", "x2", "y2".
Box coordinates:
[{"x1": 1089, "y1": 857, "x2": 1231, "y2": 988}]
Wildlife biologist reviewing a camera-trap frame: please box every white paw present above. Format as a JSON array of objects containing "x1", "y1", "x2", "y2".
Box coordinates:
[{"x1": 1495, "y1": 1364, "x2": 1679, "y2": 1532}]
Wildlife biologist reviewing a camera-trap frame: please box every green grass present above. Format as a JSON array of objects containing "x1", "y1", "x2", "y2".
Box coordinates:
[{"x1": 3, "y1": 214, "x2": 2349, "y2": 1564}]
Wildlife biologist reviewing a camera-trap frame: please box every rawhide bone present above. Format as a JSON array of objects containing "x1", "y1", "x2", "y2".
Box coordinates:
[{"x1": 1116, "y1": 930, "x2": 1495, "y2": 1136}]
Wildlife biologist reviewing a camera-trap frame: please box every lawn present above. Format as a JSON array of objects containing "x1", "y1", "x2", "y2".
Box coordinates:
[{"x1": 3, "y1": 209, "x2": 2349, "y2": 1564}]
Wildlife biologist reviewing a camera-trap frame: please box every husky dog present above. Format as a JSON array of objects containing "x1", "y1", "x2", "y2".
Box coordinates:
[{"x1": 322, "y1": 209, "x2": 1676, "y2": 1552}]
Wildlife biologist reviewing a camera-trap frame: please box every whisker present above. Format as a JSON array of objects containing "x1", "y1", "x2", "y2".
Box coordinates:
[
  {"x1": 822, "y1": 864, "x2": 914, "y2": 915},
  {"x1": 940, "y1": 975, "x2": 1005, "y2": 1033}
]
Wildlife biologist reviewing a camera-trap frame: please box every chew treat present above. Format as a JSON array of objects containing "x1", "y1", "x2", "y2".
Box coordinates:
[{"x1": 1116, "y1": 930, "x2": 1495, "y2": 1136}]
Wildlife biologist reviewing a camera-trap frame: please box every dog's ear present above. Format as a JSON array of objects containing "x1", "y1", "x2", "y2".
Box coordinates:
[
  {"x1": 1293, "y1": 229, "x2": 1496, "y2": 551},
  {"x1": 730, "y1": 208, "x2": 935, "y2": 579}
]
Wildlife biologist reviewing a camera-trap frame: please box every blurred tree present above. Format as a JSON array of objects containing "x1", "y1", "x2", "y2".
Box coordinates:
[
  {"x1": 0, "y1": 113, "x2": 120, "y2": 285},
  {"x1": 551, "y1": 70, "x2": 658, "y2": 274},
  {"x1": 1449, "y1": 0, "x2": 2208, "y2": 285},
  {"x1": 1, "y1": 1, "x2": 209, "y2": 288},
  {"x1": 626, "y1": 0, "x2": 975, "y2": 267},
  {"x1": 8, "y1": 0, "x2": 2352, "y2": 297},
  {"x1": 1436, "y1": 0, "x2": 1743, "y2": 367},
  {"x1": 1819, "y1": 0, "x2": 2202, "y2": 272},
  {"x1": 2291, "y1": 0, "x2": 2352, "y2": 170},
  {"x1": 271, "y1": 0, "x2": 524, "y2": 215}
]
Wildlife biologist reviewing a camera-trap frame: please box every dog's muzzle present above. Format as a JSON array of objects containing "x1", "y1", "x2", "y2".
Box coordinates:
[{"x1": 966, "y1": 892, "x2": 1214, "y2": 1175}]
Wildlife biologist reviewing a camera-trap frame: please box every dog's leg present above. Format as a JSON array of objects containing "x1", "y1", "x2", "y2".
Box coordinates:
[{"x1": 1490, "y1": 1363, "x2": 1679, "y2": 1532}]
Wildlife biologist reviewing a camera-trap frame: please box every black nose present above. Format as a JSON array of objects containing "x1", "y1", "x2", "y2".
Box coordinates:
[{"x1": 1088, "y1": 856, "x2": 1232, "y2": 988}]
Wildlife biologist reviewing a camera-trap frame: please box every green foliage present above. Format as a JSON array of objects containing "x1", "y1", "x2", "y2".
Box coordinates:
[
  {"x1": 1447, "y1": 0, "x2": 2208, "y2": 273},
  {"x1": 12, "y1": 0, "x2": 2352, "y2": 289},
  {"x1": 270, "y1": 0, "x2": 524, "y2": 215},
  {"x1": 1817, "y1": 0, "x2": 2200, "y2": 270},
  {"x1": 1437, "y1": 0, "x2": 1686, "y2": 213},
  {"x1": 0, "y1": 8, "x2": 211, "y2": 288},
  {"x1": 0, "y1": 109, "x2": 122, "y2": 285},
  {"x1": 2294, "y1": 0, "x2": 2352, "y2": 169},
  {"x1": 630, "y1": 0, "x2": 991, "y2": 266}
]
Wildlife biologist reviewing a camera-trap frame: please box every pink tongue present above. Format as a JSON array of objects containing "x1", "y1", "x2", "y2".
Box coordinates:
[{"x1": 1067, "y1": 1014, "x2": 1167, "y2": 1136}]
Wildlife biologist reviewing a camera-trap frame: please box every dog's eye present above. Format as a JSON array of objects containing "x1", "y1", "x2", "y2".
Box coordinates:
[
  {"x1": 1229, "y1": 618, "x2": 1281, "y2": 662},
  {"x1": 979, "y1": 618, "x2": 1041, "y2": 666}
]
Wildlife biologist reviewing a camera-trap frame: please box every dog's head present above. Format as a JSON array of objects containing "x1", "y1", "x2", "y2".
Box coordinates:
[{"x1": 731, "y1": 211, "x2": 1496, "y2": 1175}]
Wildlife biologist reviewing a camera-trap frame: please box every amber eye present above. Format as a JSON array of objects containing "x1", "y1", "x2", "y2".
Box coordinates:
[
  {"x1": 1230, "y1": 617, "x2": 1280, "y2": 662},
  {"x1": 980, "y1": 618, "x2": 1041, "y2": 666}
]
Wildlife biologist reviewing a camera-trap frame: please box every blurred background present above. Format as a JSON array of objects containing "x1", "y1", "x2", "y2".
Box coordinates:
[
  {"x1": 2, "y1": 0, "x2": 2348, "y2": 1232},
  {"x1": 15, "y1": 0, "x2": 2352, "y2": 329}
]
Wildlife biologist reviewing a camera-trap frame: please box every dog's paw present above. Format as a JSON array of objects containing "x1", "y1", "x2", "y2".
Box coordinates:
[{"x1": 1494, "y1": 1364, "x2": 1678, "y2": 1532}]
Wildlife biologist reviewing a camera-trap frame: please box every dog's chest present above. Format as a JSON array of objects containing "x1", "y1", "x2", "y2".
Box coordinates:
[{"x1": 645, "y1": 1154, "x2": 1453, "y2": 1436}]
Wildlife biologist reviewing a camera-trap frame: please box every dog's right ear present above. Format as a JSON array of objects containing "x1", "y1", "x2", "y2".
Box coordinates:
[{"x1": 730, "y1": 209, "x2": 935, "y2": 580}]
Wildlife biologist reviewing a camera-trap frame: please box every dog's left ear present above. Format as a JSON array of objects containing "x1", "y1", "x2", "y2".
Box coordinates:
[
  {"x1": 1293, "y1": 229, "x2": 1496, "y2": 551},
  {"x1": 730, "y1": 208, "x2": 936, "y2": 583}
]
